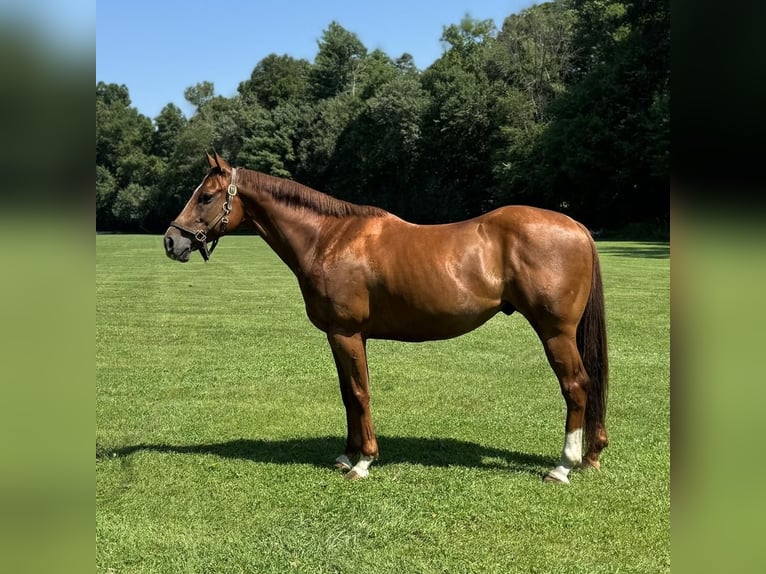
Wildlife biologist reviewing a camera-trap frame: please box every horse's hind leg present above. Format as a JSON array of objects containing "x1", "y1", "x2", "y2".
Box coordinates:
[
  {"x1": 539, "y1": 329, "x2": 589, "y2": 484},
  {"x1": 328, "y1": 331, "x2": 379, "y2": 480}
]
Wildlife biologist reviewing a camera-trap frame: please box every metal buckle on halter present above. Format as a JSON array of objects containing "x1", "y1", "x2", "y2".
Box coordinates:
[
  {"x1": 194, "y1": 230, "x2": 207, "y2": 243},
  {"x1": 228, "y1": 183, "x2": 237, "y2": 196}
]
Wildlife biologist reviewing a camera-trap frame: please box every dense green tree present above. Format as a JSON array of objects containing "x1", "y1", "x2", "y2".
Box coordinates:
[
  {"x1": 96, "y1": 82, "x2": 156, "y2": 230},
  {"x1": 490, "y1": 3, "x2": 575, "y2": 122},
  {"x1": 353, "y1": 49, "x2": 399, "y2": 100},
  {"x1": 329, "y1": 70, "x2": 429, "y2": 213},
  {"x1": 112, "y1": 182, "x2": 153, "y2": 229},
  {"x1": 568, "y1": 0, "x2": 631, "y2": 73},
  {"x1": 204, "y1": 95, "x2": 247, "y2": 160},
  {"x1": 152, "y1": 103, "x2": 186, "y2": 159},
  {"x1": 440, "y1": 16, "x2": 497, "y2": 66},
  {"x1": 489, "y1": 2, "x2": 577, "y2": 205},
  {"x1": 417, "y1": 17, "x2": 499, "y2": 222},
  {"x1": 96, "y1": 82, "x2": 153, "y2": 178},
  {"x1": 183, "y1": 81, "x2": 215, "y2": 110},
  {"x1": 395, "y1": 53, "x2": 418, "y2": 75},
  {"x1": 294, "y1": 93, "x2": 363, "y2": 193},
  {"x1": 179, "y1": 88, "x2": 251, "y2": 170},
  {"x1": 238, "y1": 54, "x2": 311, "y2": 109},
  {"x1": 237, "y1": 103, "x2": 296, "y2": 178},
  {"x1": 96, "y1": 164, "x2": 118, "y2": 229},
  {"x1": 310, "y1": 22, "x2": 367, "y2": 99},
  {"x1": 162, "y1": 116, "x2": 214, "y2": 205},
  {"x1": 536, "y1": 0, "x2": 670, "y2": 228}
]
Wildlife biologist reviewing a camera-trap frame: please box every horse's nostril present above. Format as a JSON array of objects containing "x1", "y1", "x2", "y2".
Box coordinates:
[{"x1": 164, "y1": 235, "x2": 174, "y2": 252}]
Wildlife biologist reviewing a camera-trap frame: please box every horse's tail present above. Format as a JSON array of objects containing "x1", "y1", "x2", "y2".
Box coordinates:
[{"x1": 577, "y1": 239, "x2": 609, "y2": 459}]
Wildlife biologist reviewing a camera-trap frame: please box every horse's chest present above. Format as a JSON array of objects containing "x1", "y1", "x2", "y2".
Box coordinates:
[{"x1": 297, "y1": 270, "x2": 370, "y2": 331}]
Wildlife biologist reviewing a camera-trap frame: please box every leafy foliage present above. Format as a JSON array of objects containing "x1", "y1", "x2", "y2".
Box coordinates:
[
  {"x1": 96, "y1": 3, "x2": 668, "y2": 233},
  {"x1": 310, "y1": 21, "x2": 368, "y2": 100},
  {"x1": 238, "y1": 54, "x2": 311, "y2": 109},
  {"x1": 533, "y1": 0, "x2": 670, "y2": 227}
]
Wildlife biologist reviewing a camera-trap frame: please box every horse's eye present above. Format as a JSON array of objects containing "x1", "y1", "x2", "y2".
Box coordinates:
[{"x1": 199, "y1": 193, "x2": 215, "y2": 204}]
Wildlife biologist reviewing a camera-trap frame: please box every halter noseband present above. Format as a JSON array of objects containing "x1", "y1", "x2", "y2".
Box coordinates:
[{"x1": 170, "y1": 168, "x2": 238, "y2": 262}]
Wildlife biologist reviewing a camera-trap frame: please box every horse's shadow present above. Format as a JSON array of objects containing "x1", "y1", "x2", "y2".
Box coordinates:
[{"x1": 100, "y1": 436, "x2": 554, "y2": 477}]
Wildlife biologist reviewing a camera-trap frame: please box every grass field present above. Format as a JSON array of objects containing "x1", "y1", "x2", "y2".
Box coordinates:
[{"x1": 96, "y1": 235, "x2": 670, "y2": 573}]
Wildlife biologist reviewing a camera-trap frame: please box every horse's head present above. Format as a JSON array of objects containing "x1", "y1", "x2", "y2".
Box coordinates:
[{"x1": 164, "y1": 153, "x2": 245, "y2": 262}]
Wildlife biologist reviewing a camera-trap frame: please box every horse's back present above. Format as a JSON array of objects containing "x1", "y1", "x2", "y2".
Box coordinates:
[{"x1": 482, "y1": 205, "x2": 589, "y2": 241}]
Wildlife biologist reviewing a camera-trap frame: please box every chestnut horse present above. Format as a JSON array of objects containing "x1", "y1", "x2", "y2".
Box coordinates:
[{"x1": 164, "y1": 153, "x2": 608, "y2": 483}]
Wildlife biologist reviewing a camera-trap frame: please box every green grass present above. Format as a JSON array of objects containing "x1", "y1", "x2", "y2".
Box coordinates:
[{"x1": 97, "y1": 235, "x2": 669, "y2": 573}]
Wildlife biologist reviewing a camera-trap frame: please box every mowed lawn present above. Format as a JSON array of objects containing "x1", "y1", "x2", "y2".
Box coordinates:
[{"x1": 96, "y1": 234, "x2": 670, "y2": 573}]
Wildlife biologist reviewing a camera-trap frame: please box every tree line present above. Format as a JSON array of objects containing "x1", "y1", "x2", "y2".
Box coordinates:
[{"x1": 96, "y1": 0, "x2": 668, "y2": 235}]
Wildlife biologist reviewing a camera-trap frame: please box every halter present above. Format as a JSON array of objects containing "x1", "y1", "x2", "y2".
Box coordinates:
[{"x1": 169, "y1": 168, "x2": 238, "y2": 261}]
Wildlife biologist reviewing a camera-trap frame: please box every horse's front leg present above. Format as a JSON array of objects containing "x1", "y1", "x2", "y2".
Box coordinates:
[{"x1": 328, "y1": 331, "x2": 378, "y2": 480}]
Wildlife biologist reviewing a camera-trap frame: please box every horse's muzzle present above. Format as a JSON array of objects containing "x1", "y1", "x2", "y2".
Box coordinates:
[{"x1": 163, "y1": 228, "x2": 192, "y2": 262}]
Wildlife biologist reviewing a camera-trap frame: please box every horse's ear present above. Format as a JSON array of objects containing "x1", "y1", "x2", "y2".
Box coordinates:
[
  {"x1": 206, "y1": 152, "x2": 217, "y2": 169},
  {"x1": 214, "y1": 152, "x2": 231, "y2": 172}
]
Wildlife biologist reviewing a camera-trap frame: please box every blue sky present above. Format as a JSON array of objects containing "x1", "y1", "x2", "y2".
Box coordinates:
[{"x1": 97, "y1": 0, "x2": 534, "y2": 120}]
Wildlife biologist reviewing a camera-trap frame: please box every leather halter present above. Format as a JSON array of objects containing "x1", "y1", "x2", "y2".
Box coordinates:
[{"x1": 169, "y1": 168, "x2": 238, "y2": 261}]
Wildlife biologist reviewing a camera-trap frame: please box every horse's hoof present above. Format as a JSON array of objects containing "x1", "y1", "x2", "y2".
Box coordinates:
[
  {"x1": 579, "y1": 458, "x2": 601, "y2": 471},
  {"x1": 344, "y1": 467, "x2": 369, "y2": 481},
  {"x1": 543, "y1": 471, "x2": 570, "y2": 484},
  {"x1": 334, "y1": 455, "x2": 353, "y2": 472}
]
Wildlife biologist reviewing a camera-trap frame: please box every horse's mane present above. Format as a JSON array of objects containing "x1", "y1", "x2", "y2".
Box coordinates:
[{"x1": 239, "y1": 169, "x2": 387, "y2": 218}]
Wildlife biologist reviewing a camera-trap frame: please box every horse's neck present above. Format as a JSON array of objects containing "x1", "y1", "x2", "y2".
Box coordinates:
[{"x1": 242, "y1": 188, "x2": 323, "y2": 275}]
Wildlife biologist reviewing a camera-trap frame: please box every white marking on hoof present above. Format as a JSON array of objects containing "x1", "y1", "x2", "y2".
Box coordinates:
[
  {"x1": 345, "y1": 454, "x2": 375, "y2": 480},
  {"x1": 544, "y1": 466, "x2": 571, "y2": 484},
  {"x1": 562, "y1": 429, "x2": 583, "y2": 467},
  {"x1": 334, "y1": 454, "x2": 353, "y2": 471},
  {"x1": 544, "y1": 429, "x2": 583, "y2": 484}
]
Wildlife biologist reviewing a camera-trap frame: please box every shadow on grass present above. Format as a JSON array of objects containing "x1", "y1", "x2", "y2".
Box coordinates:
[
  {"x1": 100, "y1": 436, "x2": 554, "y2": 477},
  {"x1": 597, "y1": 242, "x2": 670, "y2": 259}
]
